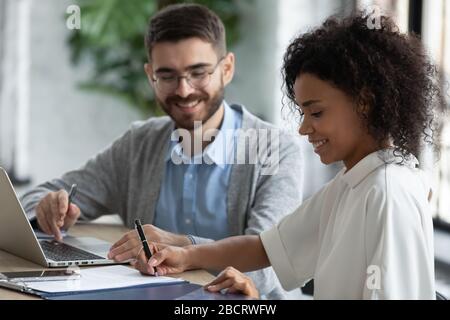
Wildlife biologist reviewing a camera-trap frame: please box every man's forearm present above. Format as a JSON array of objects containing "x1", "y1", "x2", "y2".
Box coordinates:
[{"x1": 186, "y1": 235, "x2": 270, "y2": 272}]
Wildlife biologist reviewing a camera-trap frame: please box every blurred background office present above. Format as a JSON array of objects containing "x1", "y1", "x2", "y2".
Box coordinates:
[{"x1": 0, "y1": 0, "x2": 449, "y2": 297}]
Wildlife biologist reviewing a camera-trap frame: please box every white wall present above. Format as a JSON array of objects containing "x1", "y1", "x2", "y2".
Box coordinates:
[
  {"x1": 0, "y1": 0, "x2": 17, "y2": 173},
  {"x1": 226, "y1": 0, "x2": 280, "y2": 121},
  {"x1": 22, "y1": 0, "x2": 144, "y2": 187}
]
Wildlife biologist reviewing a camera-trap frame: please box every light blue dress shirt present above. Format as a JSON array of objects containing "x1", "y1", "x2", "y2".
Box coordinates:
[{"x1": 154, "y1": 102, "x2": 242, "y2": 241}]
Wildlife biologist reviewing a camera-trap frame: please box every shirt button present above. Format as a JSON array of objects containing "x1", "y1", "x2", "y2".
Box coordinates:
[{"x1": 185, "y1": 219, "x2": 191, "y2": 224}]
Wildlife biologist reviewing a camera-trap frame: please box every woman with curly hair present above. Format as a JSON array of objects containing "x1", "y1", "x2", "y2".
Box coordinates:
[{"x1": 131, "y1": 12, "x2": 443, "y2": 300}]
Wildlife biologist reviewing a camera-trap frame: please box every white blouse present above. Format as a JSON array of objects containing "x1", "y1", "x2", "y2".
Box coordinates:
[{"x1": 261, "y1": 150, "x2": 435, "y2": 299}]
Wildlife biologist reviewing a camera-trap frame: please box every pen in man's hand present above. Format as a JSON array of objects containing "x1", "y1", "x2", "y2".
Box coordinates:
[
  {"x1": 134, "y1": 219, "x2": 158, "y2": 276},
  {"x1": 68, "y1": 184, "x2": 77, "y2": 206},
  {"x1": 53, "y1": 184, "x2": 77, "y2": 241}
]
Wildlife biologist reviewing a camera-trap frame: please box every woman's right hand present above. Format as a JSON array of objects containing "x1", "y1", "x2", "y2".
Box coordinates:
[
  {"x1": 204, "y1": 267, "x2": 259, "y2": 299},
  {"x1": 132, "y1": 243, "x2": 190, "y2": 276}
]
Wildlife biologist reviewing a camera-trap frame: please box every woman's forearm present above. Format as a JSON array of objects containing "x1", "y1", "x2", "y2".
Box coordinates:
[{"x1": 185, "y1": 235, "x2": 271, "y2": 272}]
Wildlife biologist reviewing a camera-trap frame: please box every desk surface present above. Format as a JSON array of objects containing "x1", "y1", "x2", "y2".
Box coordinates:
[{"x1": 0, "y1": 223, "x2": 214, "y2": 300}]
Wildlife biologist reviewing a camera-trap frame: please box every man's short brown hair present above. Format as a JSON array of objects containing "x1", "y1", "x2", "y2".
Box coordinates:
[{"x1": 145, "y1": 3, "x2": 227, "y2": 60}]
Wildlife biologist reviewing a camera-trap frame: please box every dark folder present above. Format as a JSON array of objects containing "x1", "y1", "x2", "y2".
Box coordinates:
[
  {"x1": 47, "y1": 282, "x2": 202, "y2": 300},
  {"x1": 46, "y1": 282, "x2": 252, "y2": 300},
  {"x1": 1, "y1": 275, "x2": 252, "y2": 300}
]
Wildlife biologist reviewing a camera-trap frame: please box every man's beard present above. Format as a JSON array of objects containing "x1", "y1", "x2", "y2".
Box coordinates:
[{"x1": 156, "y1": 86, "x2": 225, "y2": 130}]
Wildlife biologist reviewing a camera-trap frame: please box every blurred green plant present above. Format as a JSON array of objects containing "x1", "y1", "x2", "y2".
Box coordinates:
[{"x1": 67, "y1": 0, "x2": 241, "y2": 116}]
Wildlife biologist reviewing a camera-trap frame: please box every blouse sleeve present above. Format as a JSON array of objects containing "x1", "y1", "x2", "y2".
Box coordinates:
[
  {"x1": 260, "y1": 183, "x2": 330, "y2": 291},
  {"x1": 363, "y1": 168, "x2": 435, "y2": 300}
]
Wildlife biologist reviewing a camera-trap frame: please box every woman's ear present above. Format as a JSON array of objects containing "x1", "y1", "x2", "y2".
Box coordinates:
[{"x1": 356, "y1": 87, "x2": 374, "y2": 118}]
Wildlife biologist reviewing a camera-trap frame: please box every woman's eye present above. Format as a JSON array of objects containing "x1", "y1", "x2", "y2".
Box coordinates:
[{"x1": 311, "y1": 111, "x2": 322, "y2": 118}]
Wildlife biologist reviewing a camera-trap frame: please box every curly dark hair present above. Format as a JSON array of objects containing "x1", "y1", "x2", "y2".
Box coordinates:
[{"x1": 282, "y1": 11, "x2": 445, "y2": 161}]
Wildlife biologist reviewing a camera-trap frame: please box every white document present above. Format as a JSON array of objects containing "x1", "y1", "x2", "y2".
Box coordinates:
[{"x1": 23, "y1": 265, "x2": 183, "y2": 294}]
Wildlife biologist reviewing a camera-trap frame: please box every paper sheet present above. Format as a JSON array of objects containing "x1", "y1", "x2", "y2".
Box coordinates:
[{"x1": 24, "y1": 265, "x2": 183, "y2": 294}]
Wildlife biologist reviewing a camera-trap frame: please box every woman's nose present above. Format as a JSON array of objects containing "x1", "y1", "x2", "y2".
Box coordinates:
[{"x1": 298, "y1": 118, "x2": 313, "y2": 136}]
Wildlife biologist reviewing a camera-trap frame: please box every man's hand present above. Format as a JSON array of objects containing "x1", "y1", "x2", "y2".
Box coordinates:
[
  {"x1": 35, "y1": 190, "x2": 81, "y2": 241},
  {"x1": 204, "y1": 267, "x2": 259, "y2": 299},
  {"x1": 108, "y1": 224, "x2": 191, "y2": 262},
  {"x1": 132, "y1": 243, "x2": 191, "y2": 276}
]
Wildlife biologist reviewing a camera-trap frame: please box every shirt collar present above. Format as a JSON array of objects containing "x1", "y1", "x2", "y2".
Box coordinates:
[
  {"x1": 340, "y1": 148, "x2": 419, "y2": 188},
  {"x1": 165, "y1": 101, "x2": 237, "y2": 169}
]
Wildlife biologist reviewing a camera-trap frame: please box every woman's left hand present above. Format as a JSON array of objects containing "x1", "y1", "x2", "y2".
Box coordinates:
[{"x1": 204, "y1": 266, "x2": 259, "y2": 299}]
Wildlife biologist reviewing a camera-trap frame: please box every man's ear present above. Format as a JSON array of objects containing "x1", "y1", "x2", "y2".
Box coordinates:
[
  {"x1": 144, "y1": 63, "x2": 155, "y2": 89},
  {"x1": 222, "y1": 52, "x2": 235, "y2": 86}
]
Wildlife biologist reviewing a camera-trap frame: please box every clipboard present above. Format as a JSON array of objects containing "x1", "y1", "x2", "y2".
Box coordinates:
[
  {"x1": 0, "y1": 280, "x2": 47, "y2": 298},
  {"x1": 0, "y1": 279, "x2": 253, "y2": 300},
  {"x1": 0, "y1": 264, "x2": 187, "y2": 299},
  {"x1": 0, "y1": 277, "x2": 190, "y2": 299}
]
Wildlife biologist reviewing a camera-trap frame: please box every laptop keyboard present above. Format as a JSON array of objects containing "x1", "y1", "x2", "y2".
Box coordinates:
[{"x1": 40, "y1": 240, "x2": 104, "y2": 262}]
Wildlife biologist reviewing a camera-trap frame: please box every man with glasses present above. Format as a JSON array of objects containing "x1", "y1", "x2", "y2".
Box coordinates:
[{"x1": 21, "y1": 4, "x2": 303, "y2": 299}]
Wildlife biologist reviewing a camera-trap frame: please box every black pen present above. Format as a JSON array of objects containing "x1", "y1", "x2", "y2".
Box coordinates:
[
  {"x1": 68, "y1": 184, "x2": 77, "y2": 206},
  {"x1": 134, "y1": 219, "x2": 157, "y2": 276}
]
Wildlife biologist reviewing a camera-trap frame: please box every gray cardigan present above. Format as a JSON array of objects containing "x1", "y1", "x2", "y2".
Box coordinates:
[{"x1": 21, "y1": 104, "x2": 304, "y2": 299}]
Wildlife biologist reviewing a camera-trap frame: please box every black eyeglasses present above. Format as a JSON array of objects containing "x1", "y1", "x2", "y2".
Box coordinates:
[{"x1": 151, "y1": 57, "x2": 225, "y2": 93}]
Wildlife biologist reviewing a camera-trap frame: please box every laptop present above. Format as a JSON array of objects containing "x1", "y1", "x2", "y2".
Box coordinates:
[{"x1": 0, "y1": 167, "x2": 120, "y2": 267}]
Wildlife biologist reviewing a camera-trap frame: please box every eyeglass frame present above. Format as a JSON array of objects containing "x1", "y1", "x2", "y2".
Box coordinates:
[{"x1": 150, "y1": 56, "x2": 226, "y2": 93}]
